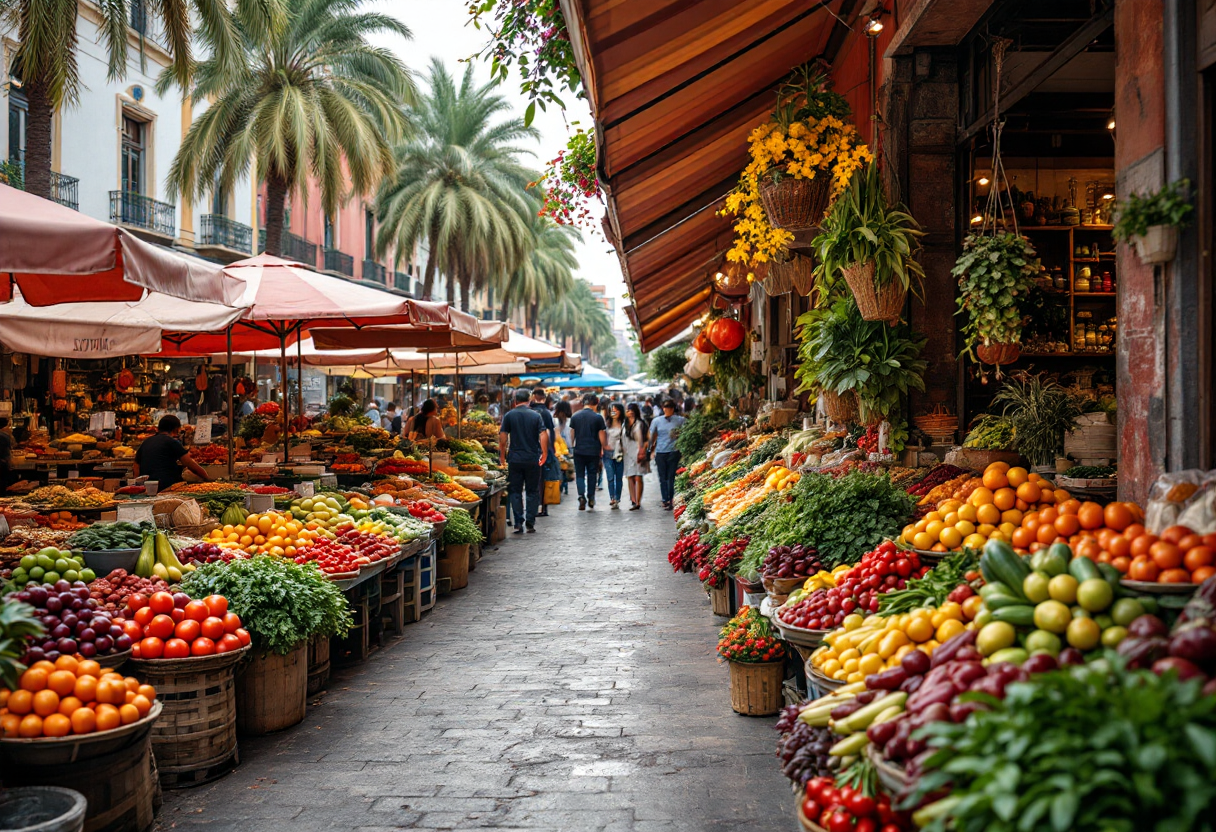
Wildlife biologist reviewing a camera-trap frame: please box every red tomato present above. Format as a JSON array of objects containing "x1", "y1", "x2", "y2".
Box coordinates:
[
  {"x1": 127, "y1": 593, "x2": 148, "y2": 611},
  {"x1": 802, "y1": 800, "x2": 822, "y2": 823},
  {"x1": 190, "y1": 638, "x2": 216, "y2": 656},
  {"x1": 146, "y1": 614, "x2": 175, "y2": 640},
  {"x1": 183, "y1": 601, "x2": 210, "y2": 623},
  {"x1": 122, "y1": 620, "x2": 143, "y2": 640},
  {"x1": 174, "y1": 619, "x2": 201, "y2": 642},
  {"x1": 204, "y1": 595, "x2": 228, "y2": 618},
  {"x1": 170, "y1": 608, "x2": 185, "y2": 624},
  {"x1": 200, "y1": 617, "x2": 225, "y2": 641},
  {"x1": 854, "y1": 820, "x2": 877, "y2": 832},
  {"x1": 163, "y1": 638, "x2": 191, "y2": 659},
  {"x1": 133, "y1": 606, "x2": 155, "y2": 628},
  {"x1": 138, "y1": 637, "x2": 165, "y2": 659},
  {"x1": 148, "y1": 592, "x2": 175, "y2": 615},
  {"x1": 221, "y1": 613, "x2": 242, "y2": 634},
  {"x1": 216, "y1": 634, "x2": 242, "y2": 653},
  {"x1": 826, "y1": 810, "x2": 856, "y2": 832},
  {"x1": 234, "y1": 628, "x2": 252, "y2": 647},
  {"x1": 846, "y1": 794, "x2": 876, "y2": 818},
  {"x1": 131, "y1": 643, "x2": 142, "y2": 658}
]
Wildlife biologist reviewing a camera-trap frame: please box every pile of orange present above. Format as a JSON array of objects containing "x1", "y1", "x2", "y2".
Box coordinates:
[
  {"x1": 0, "y1": 655, "x2": 156, "y2": 738},
  {"x1": 1110, "y1": 523, "x2": 1216, "y2": 584},
  {"x1": 206, "y1": 511, "x2": 320, "y2": 557}
]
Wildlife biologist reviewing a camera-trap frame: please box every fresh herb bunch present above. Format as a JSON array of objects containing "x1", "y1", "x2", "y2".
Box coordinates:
[
  {"x1": 717, "y1": 606, "x2": 785, "y2": 663},
  {"x1": 441, "y1": 508, "x2": 483, "y2": 545},
  {"x1": 812, "y1": 159, "x2": 925, "y2": 300},
  {"x1": 1112, "y1": 178, "x2": 1193, "y2": 242},
  {"x1": 746, "y1": 436, "x2": 787, "y2": 469},
  {"x1": 0, "y1": 599, "x2": 45, "y2": 690},
  {"x1": 908, "y1": 661, "x2": 1216, "y2": 832},
  {"x1": 952, "y1": 232, "x2": 1040, "y2": 358},
  {"x1": 879, "y1": 549, "x2": 979, "y2": 614},
  {"x1": 180, "y1": 556, "x2": 352, "y2": 655},
  {"x1": 676, "y1": 410, "x2": 729, "y2": 459},
  {"x1": 646, "y1": 341, "x2": 691, "y2": 382},
  {"x1": 989, "y1": 373, "x2": 1085, "y2": 467},
  {"x1": 795, "y1": 297, "x2": 927, "y2": 425},
  {"x1": 962, "y1": 413, "x2": 1017, "y2": 450}
]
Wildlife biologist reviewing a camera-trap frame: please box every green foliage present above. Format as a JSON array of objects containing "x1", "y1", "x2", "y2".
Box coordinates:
[
  {"x1": 441, "y1": 508, "x2": 484, "y2": 545},
  {"x1": 538, "y1": 279, "x2": 614, "y2": 354},
  {"x1": 180, "y1": 556, "x2": 352, "y2": 655},
  {"x1": 989, "y1": 373, "x2": 1085, "y2": 467},
  {"x1": 812, "y1": 159, "x2": 925, "y2": 299},
  {"x1": 0, "y1": 599, "x2": 45, "y2": 690},
  {"x1": 953, "y1": 233, "x2": 1040, "y2": 357},
  {"x1": 963, "y1": 413, "x2": 1017, "y2": 450},
  {"x1": 1112, "y1": 178, "x2": 1193, "y2": 242},
  {"x1": 535, "y1": 127, "x2": 600, "y2": 228},
  {"x1": 908, "y1": 661, "x2": 1216, "y2": 832},
  {"x1": 675, "y1": 409, "x2": 728, "y2": 460},
  {"x1": 647, "y1": 342, "x2": 690, "y2": 383},
  {"x1": 710, "y1": 343, "x2": 762, "y2": 401},
  {"x1": 499, "y1": 213, "x2": 579, "y2": 328},
  {"x1": 0, "y1": 160, "x2": 24, "y2": 189},
  {"x1": 795, "y1": 297, "x2": 926, "y2": 424},
  {"x1": 327, "y1": 394, "x2": 358, "y2": 418}
]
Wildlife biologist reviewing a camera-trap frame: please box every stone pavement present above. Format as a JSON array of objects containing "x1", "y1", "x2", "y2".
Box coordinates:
[{"x1": 158, "y1": 481, "x2": 792, "y2": 831}]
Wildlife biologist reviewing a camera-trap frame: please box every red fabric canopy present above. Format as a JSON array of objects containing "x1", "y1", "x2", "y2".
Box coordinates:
[{"x1": 0, "y1": 183, "x2": 245, "y2": 307}]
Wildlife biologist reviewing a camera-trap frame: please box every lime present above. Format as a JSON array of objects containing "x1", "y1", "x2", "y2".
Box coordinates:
[
  {"x1": 80, "y1": 568, "x2": 96, "y2": 582},
  {"x1": 54, "y1": 558, "x2": 70, "y2": 573},
  {"x1": 29, "y1": 566, "x2": 45, "y2": 581},
  {"x1": 1048, "y1": 574, "x2": 1079, "y2": 604},
  {"x1": 62, "y1": 569, "x2": 79, "y2": 582},
  {"x1": 1025, "y1": 629, "x2": 1062, "y2": 656},
  {"x1": 1034, "y1": 600, "x2": 1072, "y2": 634},
  {"x1": 1077, "y1": 578, "x2": 1114, "y2": 613},
  {"x1": 1111, "y1": 598, "x2": 1146, "y2": 627},
  {"x1": 36, "y1": 554, "x2": 55, "y2": 570},
  {"x1": 1100, "y1": 626, "x2": 1129, "y2": 648},
  {"x1": 988, "y1": 647, "x2": 1029, "y2": 665},
  {"x1": 1023, "y1": 572, "x2": 1051, "y2": 604},
  {"x1": 1066, "y1": 617, "x2": 1101, "y2": 650},
  {"x1": 972, "y1": 609, "x2": 994, "y2": 628},
  {"x1": 43, "y1": 571, "x2": 59, "y2": 584},
  {"x1": 1093, "y1": 614, "x2": 1114, "y2": 630},
  {"x1": 19, "y1": 555, "x2": 36, "y2": 570}
]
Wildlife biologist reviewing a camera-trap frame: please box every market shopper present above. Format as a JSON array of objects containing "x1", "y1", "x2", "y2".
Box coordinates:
[
  {"x1": 134, "y1": 415, "x2": 212, "y2": 490},
  {"x1": 554, "y1": 400, "x2": 574, "y2": 495},
  {"x1": 623, "y1": 403, "x2": 650, "y2": 510},
  {"x1": 649, "y1": 399, "x2": 685, "y2": 510},
  {"x1": 499, "y1": 389, "x2": 548, "y2": 533},
  {"x1": 530, "y1": 388, "x2": 559, "y2": 518},
  {"x1": 569, "y1": 393, "x2": 607, "y2": 510},
  {"x1": 365, "y1": 400, "x2": 381, "y2": 426},
  {"x1": 603, "y1": 404, "x2": 626, "y2": 509},
  {"x1": 383, "y1": 402, "x2": 402, "y2": 434},
  {"x1": 407, "y1": 399, "x2": 446, "y2": 441}
]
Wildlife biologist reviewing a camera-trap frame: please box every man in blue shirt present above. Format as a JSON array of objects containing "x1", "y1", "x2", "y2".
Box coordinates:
[
  {"x1": 569, "y1": 393, "x2": 607, "y2": 510},
  {"x1": 499, "y1": 389, "x2": 549, "y2": 533},
  {"x1": 647, "y1": 399, "x2": 685, "y2": 510},
  {"x1": 530, "y1": 388, "x2": 558, "y2": 518}
]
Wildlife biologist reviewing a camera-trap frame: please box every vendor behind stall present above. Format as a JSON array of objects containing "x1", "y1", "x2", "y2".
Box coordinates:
[{"x1": 134, "y1": 415, "x2": 212, "y2": 489}]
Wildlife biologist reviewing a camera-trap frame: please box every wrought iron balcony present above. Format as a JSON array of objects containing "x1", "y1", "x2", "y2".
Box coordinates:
[
  {"x1": 198, "y1": 214, "x2": 252, "y2": 254},
  {"x1": 258, "y1": 228, "x2": 317, "y2": 266},
  {"x1": 323, "y1": 248, "x2": 354, "y2": 277},
  {"x1": 5, "y1": 154, "x2": 79, "y2": 210},
  {"x1": 109, "y1": 191, "x2": 175, "y2": 237},
  {"x1": 362, "y1": 259, "x2": 387, "y2": 284}
]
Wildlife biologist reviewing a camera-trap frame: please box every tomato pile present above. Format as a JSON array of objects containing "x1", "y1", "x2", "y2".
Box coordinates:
[
  {"x1": 402, "y1": 500, "x2": 446, "y2": 523},
  {"x1": 1, "y1": 656, "x2": 157, "y2": 738},
  {"x1": 85, "y1": 569, "x2": 171, "y2": 614},
  {"x1": 779, "y1": 542, "x2": 928, "y2": 630},
  {"x1": 801, "y1": 777, "x2": 912, "y2": 832},
  {"x1": 294, "y1": 539, "x2": 363, "y2": 575},
  {"x1": 123, "y1": 592, "x2": 249, "y2": 659}
]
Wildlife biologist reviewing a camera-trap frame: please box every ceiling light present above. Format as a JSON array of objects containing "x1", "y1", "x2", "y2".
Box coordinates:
[
  {"x1": 1107, "y1": 118, "x2": 1116, "y2": 131},
  {"x1": 977, "y1": 176, "x2": 990, "y2": 186},
  {"x1": 971, "y1": 214, "x2": 983, "y2": 225},
  {"x1": 1102, "y1": 192, "x2": 1115, "y2": 201},
  {"x1": 864, "y1": 16, "x2": 884, "y2": 36}
]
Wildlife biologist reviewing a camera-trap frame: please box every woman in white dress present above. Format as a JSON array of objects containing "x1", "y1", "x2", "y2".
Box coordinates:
[{"x1": 623, "y1": 403, "x2": 650, "y2": 510}]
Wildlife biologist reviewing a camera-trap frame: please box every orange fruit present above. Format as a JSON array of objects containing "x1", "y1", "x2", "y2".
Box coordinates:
[
  {"x1": 1159, "y1": 568, "x2": 1191, "y2": 584},
  {"x1": 70, "y1": 707, "x2": 97, "y2": 735},
  {"x1": 73, "y1": 675, "x2": 98, "y2": 703},
  {"x1": 1054, "y1": 514, "x2": 1081, "y2": 537},
  {"x1": 1059, "y1": 499, "x2": 1081, "y2": 516},
  {"x1": 124, "y1": 677, "x2": 140, "y2": 694},
  {"x1": 29, "y1": 660, "x2": 55, "y2": 674},
  {"x1": 131, "y1": 694, "x2": 153, "y2": 717},
  {"x1": 976, "y1": 503, "x2": 1002, "y2": 526},
  {"x1": 1006, "y1": 467, "x2": 1029, "y2": 487},
  {"x1": 95, "y1": 704, "x2": 121, "y2": 732},
  {"x1": 1038, "y1": 488, "x2": 1057, "y2": 505},
  {"x1": 1053, "y1": 489, "x2": 1072, "y2": 504},
  {"x1": 1039, "y1": 506, "x2": 1059, "y2": 525},
  {"x1": 982, "y1": 468, "x2": 1009, "y2": 490},
  {"x1": 137, "y1": 684, "x2": 156, "y2": 701},
  {"x1": 961, "y1": 595, "x2": 984, "y2": 620},
  {"x1": 1, "y1": 712, "x2": 20, "y2": 738},
  {"x1": 32, "y1": 689, "x2": 60, "y2": 717},
  {"x1": 57, "y1": 696, "x2": 83, "y2": 716},
  {"x1": 969, "y1": 487, "x2": 995, "y2": 507},
  {"x1": 1123, "y1": 523, "x2": 1147, "y2": 541},
  {"x1": 19, "y1": 668, "x2": 48, "y2": 693},
  {"x1": 1111, "y1": 556, "x2": 1132, "y2": 574},
  {"x1": 7, "y1": 689, "x2": 33, "y2": 715},
  {"x1": 1130, "y1": 534, "x2": 1159, "y2": 558},
  {"x1": 1107, "y1": 535, "x2": 1132, "y2": 559},
  {"x1": 1012, "y1": 527, "x2": 1035, "y2": 550},
  {"x1": 76, "y1": 660, "x2": 101, "y2": 678},
  {"x1": 118, "y1": 704, "x2": 140, "y2": 725},
  {"x1": 46, "y1": 670, "x2": 76, "y2": 697},
  {"x1": 96, "y1": 680, "x2": 125, "y2": 706},
  {"x1": 52, "y1": 655, "x2": 79, "y2": 673},
  {"x1": 1078, "y1": 502, "x2": 1105, "y2": 530},
  {"x1": 1129, "y1": 556, "x2": 1160, "y2": 582},
  {"x1": 1104, "y1": 503, "x2": 1133, "y2": 532},
  {"x1": 988, "y1": 460, "x2": 1011, "y2": 473},
  {"x1": 1160, "y1": 525, "x2": 1194, "y2": 544},
  {"x1": 1184, "y1": 546, "x2": 1214, "y2": 572},
  {"x1": 41, "y1": 713, "x2": 71, "y2": 738},
  {"x1": 1193, "y1": 566, "x2": 1216, "y2": 584},
  {"x1": 1036, "y1": 524, "x2": 1059, "y2": 545},
  {"x1": 18, "y1": 714, "x2": 44, "y2": 738},
  {"x1": 992, "y1": 488, "x2": 1016, "y2": 511},
  {"x1": 1016, "y1": 482, "x2": 1042, "y2": 504},
  {"x1": 1150, "y1": 541, "x2": 1184, "y2": 570}
]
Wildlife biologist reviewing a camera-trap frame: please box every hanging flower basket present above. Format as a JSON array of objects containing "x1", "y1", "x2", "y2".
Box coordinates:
[
  {"x1": 768, "y1": 251, "x2": 814, "y2": 297},
  {"x1": 819, "y1": 389, "x2": 859, "y2": 424},
  {"x1": 758, "y1": 170, "x2": 833, "y2": 232},
  {"x1": 762, "y1": 266, "x2": 793, "y2": 296},
  {"x1": 841, "y1": 261, "x2": 906, "y2": 323},
  {"x1": 976, "y1": 342, "x2": 1022, "y2": 366}
]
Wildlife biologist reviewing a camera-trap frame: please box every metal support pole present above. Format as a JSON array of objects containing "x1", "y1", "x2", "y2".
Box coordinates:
[{"x1": 226, "y1": 325, "x2": 234, "y2": 481}]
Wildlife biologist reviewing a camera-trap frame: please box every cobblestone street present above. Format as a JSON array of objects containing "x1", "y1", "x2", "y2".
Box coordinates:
[{"x1": 158, "y1": 483, "x2": 791, "y2": 831}]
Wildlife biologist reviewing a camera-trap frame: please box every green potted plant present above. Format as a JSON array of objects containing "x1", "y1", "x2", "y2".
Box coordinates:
[
  {"x1": 988, "y1": 373, "x2": 1085, "y2": 469},
  {"x1": 952, "y1": 232, "x2": 1040, "y2": 365},
  {"x1": 440, "y1": 508, "x2": 482, "y2": 591},
  {"x1": 1112, "y1": 178, "x2": 1192, "y2": 265},
  {"x1": 795, "y1": 297, "x2": 927, "y2": 426},
  {"x1": 812, "y1": 159, "x2": 925, "y2": 322},
  {"x1": 0, "y1": 598, "x2": 45, "y2": 690}
]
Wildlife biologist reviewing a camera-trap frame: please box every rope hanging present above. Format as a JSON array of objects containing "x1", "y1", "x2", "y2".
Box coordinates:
[{"x1": 981, "y1": 37, "x2": 1017, "y2": 237}]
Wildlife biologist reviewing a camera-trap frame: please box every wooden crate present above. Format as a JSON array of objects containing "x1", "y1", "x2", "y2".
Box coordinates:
[
  {"x1": 235, "y1": 643, "x2": 307, "y2": 736},
  {"x1": 380, "y1": 562, "x2": 407, "y2": 637},
  {"x1": 438, "y1": 543, "x2": 470, "y2": 592},
  {"x1": 127, "y1": 650, "x2": 246, "y2": 789},
  {"x1": 727, "y1": 660, "x2": 784, "y2": 716},
  {"x1": 709, "y1": 584, "x2": 731, "y2": 617}
]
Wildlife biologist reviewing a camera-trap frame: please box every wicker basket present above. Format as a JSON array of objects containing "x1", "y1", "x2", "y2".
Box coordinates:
[
  {"x1": 913, "y1": 405, "x2": 958, "y2": 437},
  {"x1": 819, "y1": 389, "x2": 859, "y2": 424},
  {"x1": 976, "y1": 341, "x2": 1022, "y2": 365},
  {"x1": 768, "y1": 251, "x2": 815, "y2": 297},
  {"x1": 842, "y1": 261, "x2": 906, "y2": 322},
  {"x1": 762, "y1": 263, "x2": 793, "y2": 296},
  {"x1": 727, "y1": 660, "x2": 784, "y2": 716},
  {"x1": 758, "y1": 170, "x2": 832, "y2": 231}
]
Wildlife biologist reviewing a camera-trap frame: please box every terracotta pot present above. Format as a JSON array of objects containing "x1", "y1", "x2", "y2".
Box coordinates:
[{"x1": 976, "y1": 341, "x2": 1021, "y2": 365}]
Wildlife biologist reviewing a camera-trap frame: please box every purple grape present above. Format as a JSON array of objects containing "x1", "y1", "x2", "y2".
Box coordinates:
[
  {"x1": 51, "y1": 624, "x2": 71, "y2": 639},
  {"x1": 77, "y1": 642, "x2": 96, "y2": 658},
  {"x1": 29, "y1": 587, "x2": 48, "y2": 605},
  {"x1": 25, "y1": 647, "x2": 46, "y2": 662},
  {"x1": 45, "y1": 650, "x2": 60, "y2": 661},
  {"x1": 79, "y1": 627, "x2": 96, "y2": 642},
  {"x1": 115, "y1": 634, "x2": 133, "y2": 650},
  {"x1": 61, "y1": 613, "x2": 78, "y2": 629},
  {"x1": 109, "y1": 625, "x2": 123, "y2": 638}
]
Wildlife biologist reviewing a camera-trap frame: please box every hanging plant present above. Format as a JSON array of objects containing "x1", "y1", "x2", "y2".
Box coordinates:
[
  {"x1": 721, "y1": 66, "x2": 871, "y2": 269},
  {"x1": 532, "y1": 127, "x2": 601, "y2": 229},
  {"x1": 952, "y1": 232, "x2": 1040, "y2": 361}
]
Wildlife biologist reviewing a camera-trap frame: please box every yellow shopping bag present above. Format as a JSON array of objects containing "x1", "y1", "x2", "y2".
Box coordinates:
[{"x1": 543, "y1": 480, "x2": 561, "y2": 505}]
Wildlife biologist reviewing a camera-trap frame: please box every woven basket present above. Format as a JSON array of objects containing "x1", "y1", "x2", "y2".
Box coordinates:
[
  {"x1": 769, "y1": 251, "x2": 816, "y2": 297},
  {"x1": 977, "y1": 341, "x2": 1022, "y2": 365},
  {"x1": 758, "y1": 170, "x2": 832, "y2": 231},
  {"x1": 842, "y1": 261, "x2": 906, "y2": 322},
  {"x1": 820, "y1": 389, "x2": 859, "y2": 424},
  {"x1": 914, "y1": 405, "x2": 958, "y2": 436}
]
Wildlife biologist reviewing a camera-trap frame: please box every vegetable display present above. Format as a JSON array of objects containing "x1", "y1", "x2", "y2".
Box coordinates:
[
  {"x1": 441, "y1": 509, "x2": 483, "y2": 546},
  {"x1": 124, "y1": 591, "x2": 248, "y2": 659},
  {"x1": 66, "y1": 522, "x2": 149, "y2": 551}
]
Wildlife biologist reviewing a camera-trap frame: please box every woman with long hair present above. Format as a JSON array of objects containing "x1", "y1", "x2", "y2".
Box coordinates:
[
  {"x1": 407, "y1": 399, "x2": 445, "y2": 442},
  {"x1": 622, "y1": 403, "x2": 650, "y2": 510},
  {"x1": 554, "y1": 399, "x2": 574, "y2": 495},
  {"x1": 602, "y1": 403, "x2": 627, "y2": 508}
]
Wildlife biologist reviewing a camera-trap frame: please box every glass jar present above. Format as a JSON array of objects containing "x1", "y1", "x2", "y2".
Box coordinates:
[
  {"x1": 1075, "y1": 273, "x2": 1091, "y2": 293},
  {"x1": 1102, "y1": 272, "x2": 1113, "y2": 293}
]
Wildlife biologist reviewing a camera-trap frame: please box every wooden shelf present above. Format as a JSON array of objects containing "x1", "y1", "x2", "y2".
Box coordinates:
[
  {"x1": 1021, "y1": 351, "x2": 1115, "y2": 359},
  {"x1": 1075, "y1": 292, "x2": 1117, "y2": 298},
  {"x1": 1021, "y1": 224, "x2": 1114, "y2": 232}
]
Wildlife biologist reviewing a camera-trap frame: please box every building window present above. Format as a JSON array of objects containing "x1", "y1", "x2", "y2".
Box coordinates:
[
  {"x1": 130, "y1": 0, "x2": 147, "y2": 34},
  {"x1": 121, "y1": 114, "x2": 146, "y2": 195},
  {"x1": 7, "y1": 89, "x2": 27, "y2": 166},
  {"x1": 364, "y1": 209, "x2": 374, "y2": 257},
  {"x1": 211, "y1": 171, "x2": 226, "y2": 217},
  {"x1": 323, "y1": 215, "x2": 335, "y2": 249}
]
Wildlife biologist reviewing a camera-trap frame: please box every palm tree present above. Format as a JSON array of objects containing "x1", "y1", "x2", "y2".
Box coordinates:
[
  {"x1": 375, "y1": 59, "x2": 537, "y2": 308},
  {"x1": 540, "y1": 279, "x2": 613, "y2": 358},
  {"x1": 499, "y1": 211, "x2": 579, "y2": 335},
  {"x1": 164, "y1": 0, "x2": 414, "y2": 257},
  {"x1": 2, "y1": 0, "x2": 282, "y2": 200}
]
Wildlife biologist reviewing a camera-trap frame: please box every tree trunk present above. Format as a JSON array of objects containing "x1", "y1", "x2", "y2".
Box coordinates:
[
  {"x1": 459, "y1": 272, "x2": 472, "y2": 312},
  {"x1": 529, "y1": 302, "x2": 539, "y2": 337},
  {"x1": 445, "y1": 265, "x2": 456, "y2": 305},
  {"x1": 23, "y1": 79, "x2": 54, "y2": 201},
  {"x1": 263, "y1": 175, "x2": 289, "y2": 257},
  {"x1": 421, "y1": 249, "x2": 437, "y2": 300}
]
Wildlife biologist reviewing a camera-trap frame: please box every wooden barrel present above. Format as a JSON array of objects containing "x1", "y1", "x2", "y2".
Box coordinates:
[
  {"x1": 727, "y1": 660, "x2": 784, "y2": 716},
  {"x1": 127, "y1": 648, "x2": 247, "y2": 789},
  {"x1": 439, "y1": 543, "x2": 470, "y2": 591},
  {"x1": 235, "y1": 642, "x2": 308, "y2": 736},
  {"x1": 307, "y1": 633, "x2": 331, "y2": 695}
]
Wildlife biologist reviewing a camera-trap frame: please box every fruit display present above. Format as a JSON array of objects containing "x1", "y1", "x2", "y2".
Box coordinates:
[
  {"x1": 347, "y1": 508, "x2": 432, "y2": 542},
  {"x1": 9, "y1": 547, "x2": 97, "y2": 587},
  {"x1": 400, "y1": 500, "x2": 447, "y2": 523},
  {"x1": 778, "y1": 542, "x2": 931, "y2": 631},
  {"x1": 1, "y1": 657, "x2": 156, "y2": 738},
  {"x1": 66, "y1": 521, "x2": 148, "y2": 551},
  {"x1": 774, "y1": 704, "x2": 841, "y2": 786},
  {"x1": 1112, "y1": 523, "x2": 1216, "y2": 583},
  {"x1": 285, "y1": 494, "x2": 353, "y2": 528},
  {"x1": 176, "y1": 542, "x2": 239, "y2": 566},
  {"x1": 762, "y1": 543, "x2": 822, "y2": 580},
  {"x1": 86, "y1": 570, "x2": 171, "y2": 613},
  {"x1": 134, "y1": 530, "x2": 196, "y2": 581},
  {"x1": 432, "y1": 480, "x2": 480, "y2": 503},
  {"x1": 799, "y1": 775, "x2": 913, "y2": 832},
  {"x1": 249, "y1": 485, "x2": 293, "y2": 495},
  {"x1": 5, "y1": 581, "x2": 131, "y2": 662},
  {"x1": 124, "y1": 591, "x2": 249, "y2": 659},
  {"x1": 191, "y1": 444, "x2": 231, "y2": 465},
  {"x1": 24, "y1": 485, "x2": 114, "y2": 509},
  {"x1": 375, "y1": 455, "x2": 429, "y2": 476},
  {"x1": 165, "y1": 481, "x2": 247, "y2": 495},
  {"x1": 700, "y1": 536, "x2": 750, "y2": 589},
  {"x1": 667, "y1": 531, "x2": 712, "y2": 573},
  {"x1": 294, "y1": 539, "x2": 365, "y2": 575},
  {"x1": 37, "y1": 512, "x2": 88, "y2": 531},
  {"x1": 1115, "y1": 576, "x2": 1216, "y2": 690},
  {"x1": 204, "y1": 511, "x2": 323, "y2": 557}
]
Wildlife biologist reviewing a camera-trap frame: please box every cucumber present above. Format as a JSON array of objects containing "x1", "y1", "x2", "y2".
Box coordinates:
[
  {"x1": 1097, "y1": 564, "x2": 1124, "y2": 594},
  {"x1": 984, "y1": 593, "x2": 1031, "y2": 611},
  {"x1": 979, "y1": 581, "x2": 1013, "y2": 600},
  {"x1": 982, "y1": 540, "x2": 1031, "y2": 599},
  {"x1": 1069, "y1": 555, "x2": 1102, "y2": 583},
  {"x1": 991, "y1": 605, "x2": 1036, "y2": 627},
  {"x1": 1031, "y1": 543, "x2": 1072, "y2": 577}
]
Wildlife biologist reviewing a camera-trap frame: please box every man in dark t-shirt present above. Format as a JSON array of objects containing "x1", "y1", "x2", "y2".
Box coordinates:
[
  {"x1": 498, "y1": 390, "x2": 549, "y2": 533},
  {"x1": 134, "y1": 416, "x2": 212, "y2": 490},
  {"x1": 569, "y1": 393, "x2": 607, "y2": 510},
  {"x1": 529, "y1": 388, "x2": 557, "y2": 518}
]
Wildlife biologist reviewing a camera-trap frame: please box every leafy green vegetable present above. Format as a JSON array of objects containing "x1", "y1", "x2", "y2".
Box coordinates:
[
  {"x1": 879, "y1": 549, "x2": 979, "y2": 614},
  {"x1": 675, "y1": 409, "x2": 730, "y2": 459},
  {"x1": 441, "y1": 508, "x2": 483, "y2": 545},
  {"x1": 908, "y1": 661, "x2": 1216, "y2": 832},
  {"x1": 1063, "y1": 465, "x2": 1117, "y2": 479},
  {"x1": 180, "y1": 556, "x2": 352, "y2": 655},
  {"x1": 0, "y1": 599, "x2": 45, "y2": 690}
]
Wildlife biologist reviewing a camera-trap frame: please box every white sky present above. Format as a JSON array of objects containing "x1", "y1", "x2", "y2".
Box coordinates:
[{"x1": 369, "y1": 1, "x2": 629, "y2": 330}]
